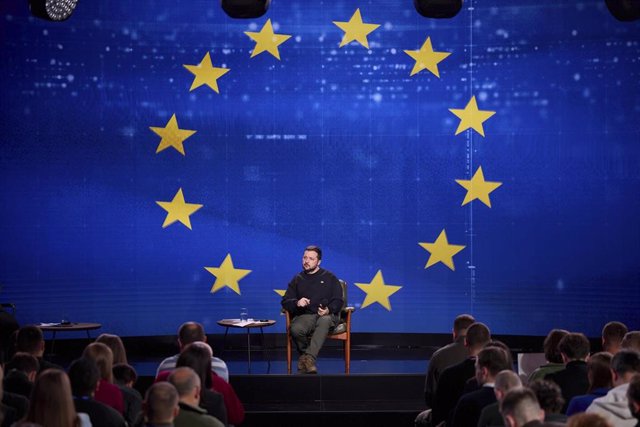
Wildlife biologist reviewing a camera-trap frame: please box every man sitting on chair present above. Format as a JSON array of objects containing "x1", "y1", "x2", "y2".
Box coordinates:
[{"x1": 281, "y1": 245, "x2": 343, "y2": 374}]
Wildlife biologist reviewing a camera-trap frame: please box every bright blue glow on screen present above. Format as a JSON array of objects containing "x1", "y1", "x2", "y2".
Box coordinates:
[{"x1": 0, "y1": 0, "x2": 639, "y2": 337}]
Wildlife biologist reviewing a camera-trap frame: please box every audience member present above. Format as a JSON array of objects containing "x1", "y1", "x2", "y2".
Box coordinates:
[
  {"x1": 82, "y1": 342, "x2": 125, "y2": 415},
  {"x1": 566, "y1": 352, "x2": 613, "y2": 416},
  {"x1": 3, "y1": 352, "x2": 39, "y2": 398},
  {"x1": 451, "y1": 346, "x2": 512, "y2": 427},
  {"x1": 15, "y1": 325, "x2": 62, "y2": 373},
  {"x1": 602, "y1": 322, "x2": 628, "y2": 355},
  {"x1": 143, "y1": 382, "x2": 179, "y2": 427},
  {"x1": 1, "y1": 364, "x2": 28, "y2": 426},
  {"x1": 156, "y1": 322, "x2": 229, "y2": 383},
  {"x1": 587, "y1": 349, "x2": 640, "y2": 426},
  {"x1": 529, "y1": 380, "x2": 566, "y2": 423},
  {"x1": 622, "y1": 332, "x2": 640, "y2": 353},
  {"x1": 424, "y1": 313, "x2": 475, "y2": 407},
  {"x1": 500, "y1": 388, "x2": 564, "y2": 427},
  {"x1": 432, "y1": 322, "x2": 492, "y2": 425},
  {"x1": 478, "y1": 370, "x2": 522, "y2": 427},
  {"x1": 96, "y1": 334, "x2": 128, "y2": 364},
  {"x1": 528, "y1": 329, "x2": 570, "y2": 383},
  {"x1": 1, "y1": 365, "x2": 18, "y2": 427},
  {"x1": 0, "y1": 306, "x2": 19, "y2": 364},
  {"x1": 545, "y1": 332, "x2": 590, "y2": 412},
  {"x1": 567, "y1": 412, "x2": 613, "y2": 427},
  {"x1": 23, "y1": 368, "x2": 85, "y2": 427},
  {"x1": 68, "y1": 357, "x2": 126, "y2": 427},
  {"x1": 627, "y1": 373, "x2": 640, "y2": 424},
  {"x1": 168, "y1": 367, "x2": 224, "y2": 427}
]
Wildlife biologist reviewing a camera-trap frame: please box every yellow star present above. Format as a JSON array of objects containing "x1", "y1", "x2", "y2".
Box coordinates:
[
  {"x1": 205, "y1": 254, "x2": 252, "y2": 295},
  {"x1": 455, "y1": 166, "x2": 503, "y2": 207},
  {"x1": 449, "y1": 95, "x2": 496, "y2": 137},
  {"x1": 183, "y1": 52, "x2": 230, "y2": 93},
  {"x1": 419, "y1": 229, "x2": 466, "y2": 271},
  {"x1": 333, "y1": 8, "x2": 380, "y2": 49},
  {"x1": 155, "y1": 188, "x2": 203, "y2": 230},
  {"x1": 404, "y1": 37, "x2": 451, "y2": 78},
  {"x1": 149, "y1": 114, "x2": 196, "y2": 156},
  {"x1": 274, "y1": 289, "x2": 286, "y2": 297},
  {"x1": 354, "y1": 270, "x2": 402, "y2": 311},
  {"x1": 244, "y1": 19, "x2": 292, "y2": 60}
]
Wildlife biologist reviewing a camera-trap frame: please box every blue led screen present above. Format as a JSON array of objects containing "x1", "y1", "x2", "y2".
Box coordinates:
[{"x1": 1, "y1": 0, "x2": 639, "y2": 337}]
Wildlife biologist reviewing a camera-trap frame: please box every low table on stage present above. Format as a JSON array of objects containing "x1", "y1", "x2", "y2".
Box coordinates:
[
  {"x1": 217, "y1": 319, "x2": 275, "y2": 373},
  {"x1": 39, "y1": 322, "x2": 102, "y2": 354}
]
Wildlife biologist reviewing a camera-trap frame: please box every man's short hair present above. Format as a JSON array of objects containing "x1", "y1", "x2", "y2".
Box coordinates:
[
  {"x1": 529, "y1": 379, "x2": 565, "y2": 414},
  {"x1": 304, "y1": 245, "x2": 322, "y2": 260},
  {"x1": 611, "y1": 349, "x2": 640, "y2": 376},
  {"x1": 477, "y1": 347, "x2": 512, "y2": 377},
  {"x1": 5, "y1": 352, "x2": 39, "y2": 373},
  {"x1": 622, "y1": 332, "x2": 640, "y2": 352},
  {"x1": 16, "y1": 326, "x2": 44, "y2": 354},
  {"x1": 558, "y1": 333, "x2": 590, "y2": 360},
  {"x1": 543, "y1": 329, "x2": 570, "y2": 364},
  {"x1": 168, "y1": 366, "x2": 200, "y2": 398},
  {"x1": 500, "y1": 388, "x2": 542, "y2": 426},
  {"x1": 68, "y1": 357, "x2": 99, "y2": 397},
  {"x1": 178, "y1": 322, "x2": 206, "y2": 346},
  {"x1": 145, "y1": 382, "x2": 179, "y2": 423},
  {"x1": 495, "y1": 370, "x2": 522, "y2": 393},
  {"x1": 453, "y1": 314, "x2": 475, "y2": 335},
  {"x1": 113, "y1": 363, "x2": 137, "y2": 386},
  {"x1": 466, "y1": 322, "x2": 491, "y2": 348},
  {"x1": 587, "y1": 352, "x2": 613, "y2": 390},
  {"x1": 603, "y1": 321, "x2": 628, "y2": 345}
]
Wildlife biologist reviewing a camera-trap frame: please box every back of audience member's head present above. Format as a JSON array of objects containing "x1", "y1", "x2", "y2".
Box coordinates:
[
  {"x1": 26, "y1": 369, "x2": 79, "y2": 427},
  {"x1": 178, "y1": 322, "x2": 206, "y2": 347},
  {"x1": 177, "y1": 342, "x2": 213, "y2": 390},
  {"x1": 529, "y1": 379, "x2": 565, "y2": 415},
  {"x1": 558, "y1": 332, "x2": 590, "y2": 361},
  {"x1": 494, "y1": 370, "x2": 522, "y2": 401},
  {"x1": 95, "y1": 334, "x2": 128, "y2": 365},
  {"x1": 453, "y1": 314, "x2": 475, "y2": 338},
  {"x1": 485, "y1": 340, "x2": 514, "y2": 371},
  {"x1": 567, "y1": 412, "x2": 613, "y2": 427},
  {"x1": 82, "y1": 342, "x2": 114, "y2": 383},
  {"x1": 500, "y1": 388, "x2": 544, "y2": 427},
  {"x1": 6, "y1": 352, "x2": 39, "y2": 377},
  {"x1": 466, "y1": 322, "x2": 491, "y2": 349},
  {"x1": 611, "y1": 349, "x2": 640, "y2": 382},
  {"x1": 543, "y1": 329, "x2": 570, "y2": 364},
  {"x1": 622, "y1": 331, "x2": 640, "y2": 352},
  {"x1": 113, "y1": 363, "x2": 137, "y2": 387},
  {"x1": 144, "y1": 382, "x2": 179, "y2": 424},
  {"x1": 587, "y1": 351, "x2": 613, "y2": 391},
  {"x1": 477, "y1": 347, "x2": 512, "y2": 382},
  {"x1": 68, "y1": 357, "x2": 99, "y2": 398},
  {"x1": 16, "y1": 325, "x2": 45, "y2": 355},
  {"x1": 168, "y1": 366, "x2": 200, "y2": 399},
  {"x1": 602, "y1": 321, "x2": 628, "y2": 352},
  {"x1": 627, "y1": 373, "x2": 640, "y2": 421}
]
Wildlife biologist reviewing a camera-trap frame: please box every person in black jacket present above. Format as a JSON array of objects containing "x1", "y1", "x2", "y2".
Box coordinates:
[
  {"x1": 281, "y1": 245, "x2": 343, "y2": 374},
  {"x1": 545, "y1": 332, "x2": 590, "y2": 412}
]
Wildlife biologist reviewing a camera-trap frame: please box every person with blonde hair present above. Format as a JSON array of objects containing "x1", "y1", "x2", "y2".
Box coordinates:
[
  {"x1": 23, "y1": 369, "x2": 87, "y2": 427},
  {"x1": 95, "y1": 334, "x2": 128, "y2": 365},
  {"x1": 83, "y1": 342, "x2": 124, "y2": 415},
  {"x1": 567, "y1": 412, "x2": 612, "y2": 427}
]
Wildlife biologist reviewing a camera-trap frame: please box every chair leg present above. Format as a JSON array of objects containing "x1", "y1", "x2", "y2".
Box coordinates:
[
  {"x1": 287, "y1": 334, "x2": 292, "y2": 374},
  {"x1": 345, "y1": 336, "x2": 351, "y2": 375}
]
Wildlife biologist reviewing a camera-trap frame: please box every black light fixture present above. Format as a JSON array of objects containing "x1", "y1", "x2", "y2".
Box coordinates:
[
  {"x1": 414, "y1": 0, "x2": 463, "y2": 19},
  {"x1": 221, "y1": 0, "x2": 270, "y2": 19},
  {"x1": 605, "y1": 0, "x2": 640, "y2": 21},
  {"x1": 29, "y1": 0, "x2": 78, "y2": 21}
]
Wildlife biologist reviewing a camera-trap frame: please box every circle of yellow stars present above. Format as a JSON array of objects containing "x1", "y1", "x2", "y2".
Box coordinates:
[{"x1": 147, "y1": 7, "x2": 503, "y2": 308}]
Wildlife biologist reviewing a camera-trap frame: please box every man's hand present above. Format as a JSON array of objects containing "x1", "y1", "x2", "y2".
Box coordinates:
[
  {"x1": 317, "y1": 306, "x2": 329, "y2": 316},
  {"x1": 297, "y1": 297, "x2": 310, "y2": 307}
]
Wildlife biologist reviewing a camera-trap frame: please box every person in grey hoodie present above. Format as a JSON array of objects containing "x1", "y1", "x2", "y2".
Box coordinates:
[{"x1": 587, "y1": 349, "x2": 640, "y2": 427}]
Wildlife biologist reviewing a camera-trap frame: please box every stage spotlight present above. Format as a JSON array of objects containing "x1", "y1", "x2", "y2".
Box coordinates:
[
  {"x1": 605, "y1": 0, "x2": 640, "y2": 21},
  {"x1": 221, "y1": 0, "x2": 270, "y2": 19},
  {"x1": 29, "y1": 0, "x2": 78, "y2": 21},
  {"x1": 414, "y1": 0, "x2": 463, "y2": 19}
]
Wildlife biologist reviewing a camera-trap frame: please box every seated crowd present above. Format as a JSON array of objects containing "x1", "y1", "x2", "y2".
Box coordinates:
[
  {"x1": 419, "y1": 316, "x2": 640, "y2": 427},
  {"x1": 0, "y1": 322, "x2": 244, "y2": 427}
]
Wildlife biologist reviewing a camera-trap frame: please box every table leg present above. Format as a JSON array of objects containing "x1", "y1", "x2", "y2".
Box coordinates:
[{"x1": 246, "y1": 328, "x2": 251, "y2": 373}]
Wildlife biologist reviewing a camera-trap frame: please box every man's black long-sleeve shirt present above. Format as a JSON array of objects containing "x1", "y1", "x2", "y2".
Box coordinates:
[{"x1": 281, "y1": 268, "x2": 343, "y2": 316}]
